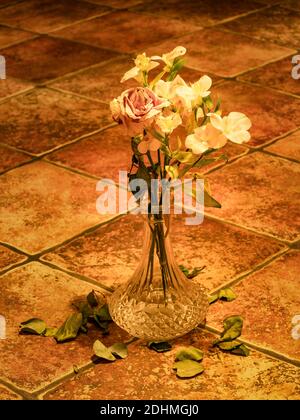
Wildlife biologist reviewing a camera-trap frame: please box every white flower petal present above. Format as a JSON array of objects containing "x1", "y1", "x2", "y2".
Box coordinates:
[
  {"x1": 228, "y1": 112, "x2": 252, "y2": 131},
  {"x1": 208, "y1": 113, "x2": 224, "y2": 131},
  {"x1": 121, "y1": 66, "x2": 139, "y2": 83},
  {"x1": 226, "y1": 130, "x2": 251, "y2": 144}
]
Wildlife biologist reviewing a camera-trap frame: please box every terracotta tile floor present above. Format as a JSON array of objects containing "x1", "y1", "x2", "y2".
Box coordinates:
[{"x1": 0, "y1": 0, "x2": 299, "y2": 400}]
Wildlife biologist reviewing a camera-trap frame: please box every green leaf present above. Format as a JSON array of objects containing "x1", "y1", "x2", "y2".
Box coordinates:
[
  {"x1": 19, "y1": 318, "x2": 46, "y2": 335},
  {"x1": 54, "y1": 313, "x2": 83, "y2": 343},
  {"x1": 193, "y1": 158, "x2": 216, "y2": 168},
  {"x1": 173, "y1": 360, "x2": 204, "y2": 378},
  {"x1": 180, "y1": 265, "x2": 205, "y2": 279},
  {"x1": 209, "y1": 293, "x2": 219, "y2": 304},
  {"x1": 93, "y1": 340, "x2": 116, "y2": 361},
  {"x1": 219, "y1": 288, "x2": 236, "y2": 302},
  {"x1": 214, "y1": 315, "x2": 243, "y2": 345},
  {"x1": 109, "y1": 343, "x2": 128, "y2": 359},
  {"x1": 187, "y1": 266, "x2": 205, "y2": 279},
  {"x1": 179, "y1": 264, "x2": 189, "y2": 276},
  {"x1": 175, "y1": 346, "x2": 203, "y2": 362},
  {"x1": 44, "y1": 327, "x2": 58, "y2": 337},
  {"x1": 93, "y1": 304, "x2": 112, "y2": 322},
  {"x1": 230, "y1": 344, "x2": 250, "y2": 357},
  {"x1": 78, "y1": 302, "x2": 92, "y2": 326},
  {"x1": 204, "y1": 190, "x2": 221, "y2": 208},
  {"x1": 172, "y1": 151, "x2": 195, "y2": 164},
  {"x1": 87, "y1": 290, "x2": 98, "y2": 307},
  {"x1": 148, "y1": 341, "x2": 172, "y2": 353},
  {"x1": 218, "y1": 340, "x2": 250, "y2": 356}
]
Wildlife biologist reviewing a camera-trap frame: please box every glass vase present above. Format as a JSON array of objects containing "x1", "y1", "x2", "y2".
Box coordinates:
[{"x1": 108, "y1": 211, "x2": 209, "y2": 342}]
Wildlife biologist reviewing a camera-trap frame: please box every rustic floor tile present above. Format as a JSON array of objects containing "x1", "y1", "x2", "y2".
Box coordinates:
[
  {"x1": 239, "y1": 55, "x2": 300, "y2": 97},
  {"x1": 50, "y1": 57, "x2": 223, "y2": 103},
  {"x1": 208, "y1": 250, "x2": 300, "y2": 361},
  {"x1": 0, "y1": 0, "x2": 110, "y2": 32},
  {"x1": 0, "y1": 244, "x2": 26, "y2": 271},
  {"x1": 54, "y1": 10, "x2": 199, "y2": 53},
  {"x1": 0, "y1": 386, "x2": 22, "y2": 400},
  {"x1": 133, "y1": 0, "x2": 264, "y2": 26},
  {"x1": 0, "y1": 25, "x2": 34, "y2": 48},
  {"x1": 0, "y1": 36, "x2": 118, "y2": 83},
  {"x1": 0, "y1": 161, "x2": 116, "y2": 254},
  {"x1": 42, "y1": 329, "x2": 300, "y2": 400},
  {"x1": 0, "y1": 144, "x2": 32, "y2": 173},
  {"x1": 46, "y1": 125, "x2": 131, "y2": 182},
  {"x1": 212, "y1": 81, "x2": 300, "y2": 147},
  {"x1": 42, "y1": 213, "x2": 284, "y2": 291},
  {"x1": 0, "y1": 88, "x2": 112, "y2": 154},
  {"x1": 50, "y1": 57, "x2": 136, "y2": 103},
  {"x1": 0, "y1": 77, "x2": 33, "y2": 99},
  {"x1": 146, "y1": 29, "x2": 293, "y2": 78},
  {"x1": 0, "y1": 262, "x2": 130, "y2": 392},
  {"x1": 265, "y1": 130, "x2": 300, "y2": 162},
  {"x1": 206, "y1": 152, "x2": 300, "y2": 242},
  {"x1": 220, "y1": 5, "x2": 300, "y2": 49}
]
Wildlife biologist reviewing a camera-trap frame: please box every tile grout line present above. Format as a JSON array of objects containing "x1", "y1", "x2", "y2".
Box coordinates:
[
  {"x1": 202, "y1": 325, "x2": 300, "y2": 368},
  {"x1": 208, "y1": 246, "x2": 290, "y2": 295},
  {"x1": 0, "y1": 377, "x2": 34, "y2": 400}
]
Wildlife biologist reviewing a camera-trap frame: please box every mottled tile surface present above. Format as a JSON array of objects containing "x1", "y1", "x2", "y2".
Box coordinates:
[
  {"x1": 0, "y1": 25, "x2": 34, "y2": 48},
  {"x1": 0, "y1": 144, "x2": 32, "y2": 173},
  {"x1": 50, "y1": 57, "x2": 136, "y2": 103},
  {"x1": 43, "y1": 329, "x2": 300, "y2": 400},
  {"x1": 0, "y1": 36, "x2": 118, "y2": 83},
  {"x1": 207, "y1": 152, "x2": 300, "y2": 242},
  {"x1": 0, "y1": 161, "x2": 114, "y2": 254},
  {"x1": 133, "y1": 0, "x2": 265, "y2": 26},
  {"x1": 239, "y1": 55, "x2": 300, "y2": 97},
  {"x1": 0, "y1": 77, "x2": 33, "y2": 99},
  {"x1": 0, "y1": 386, "x2": 22, "y2": 400},
  {"x1": 0, "y1": 0, "x2": 110, "y2": 32},
  {"x1": 0, "y1": 262, "x2": 130, "y2": 392},
  {"x1": 42, "y1": 213, "x2": 284, "y2": 291},
  {"x1": 265, "y1": 131, "x2": 300, "y2": 162},
  {"x1": 0, "y1": 244, "x2": 26, "y2": 271},
  {"x1": 54, "y1": 11, "x2": 199, "y2": 53},
  {"x1": 47, "y1": 125, "x2": 131, "y2": 182},
  {"x1": 146, "y1": 29, "x2": 294, "y2": 77},
  {"x1": 0, "y1": 88, "x2": 111, "y2": 154},
  {"x1": 281, "y1": 0, "x2": 300, "y2": 10},
  {"x1": 212, "y1": 81, "x2": 300, "y2": 147},
  {"x1": 220, "y1": 6, "x2": 300, "y2": 49},
  {"x1": 208, "y1": 251, "x2": 300, "y2": 361}
]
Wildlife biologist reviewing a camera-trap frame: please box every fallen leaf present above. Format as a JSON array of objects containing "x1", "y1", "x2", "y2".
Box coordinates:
[
  {"x1": 173, "y1": 360, "x2": 204, "y2": 378},
  {"x1": 19, "y1": 318, "x2": 46, "y2": 335},
  {"x1": 54, "y1": 313, "x2": 83, "y2": 343},
  {"x1": 175, "y1": 346, "x2": 203, "y2": 362},
  {"x1": 148, "y1": 342, "x2": 172, "y2": 353},
  {"x1": 109, "y1": 343, "x2": 128, "y2": 359},
  {"x1": 93, "y1": 340, "x2": 116, "y2": 362}
]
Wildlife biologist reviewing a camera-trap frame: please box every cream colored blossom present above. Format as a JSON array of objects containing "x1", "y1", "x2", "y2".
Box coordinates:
[
  {"x1": 152, "y1": 46, "x2": 186, "y2": 71},
  {"x1": 208, "y1": 112, "x2": 251, "y2": 144},
  {"x1": 156, "y1": 112, "x2": 182, "y2": 134},
  {"x1": 121, "y1": 53, "x2": 159, "y2": 83},
  {"x1": 176, "y1": 75, "x2": 212, "y2": 110},
  {"x1": 185, "y1": 123, "x2": 227, "y2": 154},
  {"x1": 154, "y1": 75, "x2": 186, "y2": 101}
]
